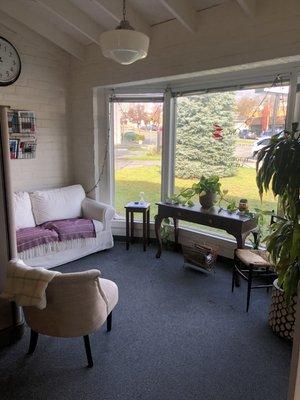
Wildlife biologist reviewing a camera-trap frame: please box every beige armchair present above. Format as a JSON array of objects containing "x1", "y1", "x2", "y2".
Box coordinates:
[{"x1": 23, "y1": 269, "x2": 118, "y2": 368}]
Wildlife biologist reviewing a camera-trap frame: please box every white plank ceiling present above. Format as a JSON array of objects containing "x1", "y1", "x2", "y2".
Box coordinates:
[{"x1": 0, "y1": 0, "x2": 257, "y2": 59}]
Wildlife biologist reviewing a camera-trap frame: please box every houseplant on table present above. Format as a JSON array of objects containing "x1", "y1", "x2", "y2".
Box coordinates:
[
  {"x1": 256, "y1": 126, "x2": 300, "y2": 340},
  {"x1": 169, "y1": 175, "x2": 221, "y2": 209}
]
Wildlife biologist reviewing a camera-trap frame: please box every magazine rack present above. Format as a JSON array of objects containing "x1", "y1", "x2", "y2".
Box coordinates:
[{"x1": 7, "y1": 110, "x2": 37, "y2": 159}]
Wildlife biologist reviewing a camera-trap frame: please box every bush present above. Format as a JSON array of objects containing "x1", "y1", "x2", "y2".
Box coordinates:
[
  {"x1": 123, "y1": 131, "x2": 145, "y2": 142},
  {"x1": 175, "y1": 93, "x2": 238, "y2": 179}
]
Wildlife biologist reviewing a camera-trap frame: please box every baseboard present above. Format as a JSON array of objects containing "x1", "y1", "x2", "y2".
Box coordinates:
[{"x1": 113, "y1": 235, "x2": 233, "y2": 264}]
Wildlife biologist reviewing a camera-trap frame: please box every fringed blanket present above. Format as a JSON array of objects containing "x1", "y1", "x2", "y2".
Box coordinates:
[
  {"x1": 43, "y1": 218, "x2": 96, "y2": 241},
  {"x1": 16, "y1": 227, "x2": 59, "y2": 253},
  {"x1": 16, "y1": 219, "x2": 96, "y2": 256}
]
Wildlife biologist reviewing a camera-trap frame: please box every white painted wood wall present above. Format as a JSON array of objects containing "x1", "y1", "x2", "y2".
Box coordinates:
[{"x1": 0, "y1": 13, "x2": 73, "y2": 192}]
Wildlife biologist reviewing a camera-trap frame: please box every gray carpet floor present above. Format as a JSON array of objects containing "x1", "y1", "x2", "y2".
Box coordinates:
[{"x1": 0, "y1": 241, "x2": 292, "y2": 400}]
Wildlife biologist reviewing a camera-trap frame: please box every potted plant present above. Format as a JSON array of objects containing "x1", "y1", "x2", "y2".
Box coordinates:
[
  {"x1": 193, "y1": 176, "x2": 221, "y2": 209},
  {"x1": 168, "y1": 175, "x2": 221, "y2": 209},
  {"x1": 256, "y1": 126, "x2": 300, "y2": 340}
]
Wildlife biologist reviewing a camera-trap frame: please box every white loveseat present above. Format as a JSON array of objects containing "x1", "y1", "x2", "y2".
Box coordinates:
[{"x1": 14, "y1": 185, "x2": 115, "y2": 269}]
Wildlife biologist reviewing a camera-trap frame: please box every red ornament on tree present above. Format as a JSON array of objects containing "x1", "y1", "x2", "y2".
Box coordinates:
[{"x1": 212, "y1": 123, "x2": 224, "y2": 140}]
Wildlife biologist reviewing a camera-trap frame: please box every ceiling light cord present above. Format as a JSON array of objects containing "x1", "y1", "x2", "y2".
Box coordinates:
[{"x1": 122, "y1": 0, "x2": 127, "y2": 22}]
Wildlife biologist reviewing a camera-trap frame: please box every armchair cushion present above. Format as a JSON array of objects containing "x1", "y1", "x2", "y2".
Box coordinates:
[
  {"x1": 82, "y1": 198, "x2": 115, "y2": 229},
  {"x1": 24, "y1": 270, "x2": 105, "y2": 337}
]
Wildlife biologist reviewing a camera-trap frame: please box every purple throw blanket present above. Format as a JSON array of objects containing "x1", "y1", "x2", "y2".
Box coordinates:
[
  {"x1": 16, "y1": 227, "x2": 59, "y2": 253},
  {"x1": 42, "y1": 218, "x2": 96, "y2": 241}
]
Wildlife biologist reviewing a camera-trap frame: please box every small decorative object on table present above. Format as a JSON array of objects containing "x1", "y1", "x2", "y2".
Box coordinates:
[
  {"x1": 238, "y1": 198, "x2": 249, "y2": 214},
  {"x1": 182, "y1": 243, "x2": 218, "y2": 272}
]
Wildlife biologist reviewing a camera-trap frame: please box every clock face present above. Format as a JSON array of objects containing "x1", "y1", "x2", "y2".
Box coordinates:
[{"x1": 0, "y1": 37, "x2": 21, "y2": 86}]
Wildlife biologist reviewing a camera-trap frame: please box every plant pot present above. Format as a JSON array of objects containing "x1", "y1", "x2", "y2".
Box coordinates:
[
  {"x1": 199, "y1": 192, "x2": 216, "y2": 209},
  {"x1": 268, "y1": 278, "x2": 297, "y2": 341}
]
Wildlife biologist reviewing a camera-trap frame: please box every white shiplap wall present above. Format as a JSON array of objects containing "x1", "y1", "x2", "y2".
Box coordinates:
[{"x1": 0, "y1": 13, "x2": 73, "y2": 192}]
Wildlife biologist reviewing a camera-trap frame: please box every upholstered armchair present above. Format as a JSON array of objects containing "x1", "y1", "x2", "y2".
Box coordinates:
[{"x1": 23, "y1": 269, "x2": 118, "y2": 368}]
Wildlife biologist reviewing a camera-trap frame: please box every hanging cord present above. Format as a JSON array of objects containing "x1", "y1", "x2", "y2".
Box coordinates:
[
  {"x1": 122, "y1": 0, "x2": 126, "y2": 21},
  {"x1": 86, "y1": 92, "x2": 113, "y2": 196},
  {"x1": 237, "y1": 74, "x2": 285, "y2": 133},
  {"x1": 86, "y1": 90, "x2": 163, "y2": 195}
]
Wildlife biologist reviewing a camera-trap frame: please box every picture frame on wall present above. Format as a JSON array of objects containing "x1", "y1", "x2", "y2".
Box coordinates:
[{"x1": 9, "y1": 139, "x2": 19, "y2": 159}]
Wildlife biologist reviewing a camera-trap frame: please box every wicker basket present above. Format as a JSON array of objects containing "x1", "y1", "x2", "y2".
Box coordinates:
[{"x1": 182, "y1": 243, "x2": 218, "y2": 272}]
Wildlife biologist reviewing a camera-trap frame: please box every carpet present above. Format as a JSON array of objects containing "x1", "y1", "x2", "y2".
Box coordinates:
[{"x1": 0, "y1": 241, "x2": 292, "y2": 400}]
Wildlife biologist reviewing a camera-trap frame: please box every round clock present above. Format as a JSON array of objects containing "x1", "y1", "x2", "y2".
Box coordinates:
[{"x1": 0, "y1": 37, "x2": 21, "y2": 86}]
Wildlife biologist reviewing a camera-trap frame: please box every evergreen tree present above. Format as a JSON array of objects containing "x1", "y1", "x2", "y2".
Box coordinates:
[{"x1": 175, "y1": 92, "x2": 238, "y2": 179}]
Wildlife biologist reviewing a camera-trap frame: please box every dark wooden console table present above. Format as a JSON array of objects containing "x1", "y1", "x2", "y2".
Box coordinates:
[{"x1": 155, "y1": 202, "x2": 257, "y2": 258}]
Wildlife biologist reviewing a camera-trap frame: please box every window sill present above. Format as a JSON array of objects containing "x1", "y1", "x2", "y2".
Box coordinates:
[{"x1": 111, "y1": 219, "x2": 254, "y2": 259}]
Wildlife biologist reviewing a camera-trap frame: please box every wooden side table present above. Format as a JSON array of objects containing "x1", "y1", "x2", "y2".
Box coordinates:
[{"x1": 125, "y1": 202, "x2": 150, "y2": 251}]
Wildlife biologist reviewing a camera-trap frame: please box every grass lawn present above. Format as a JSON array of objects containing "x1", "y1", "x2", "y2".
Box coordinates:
[
  {"x1": 125, "y1": 154, "x2": 161, "y2": 161},
  {"x1": 115, "y1": 165, "x2": 277, "y2": 237}
]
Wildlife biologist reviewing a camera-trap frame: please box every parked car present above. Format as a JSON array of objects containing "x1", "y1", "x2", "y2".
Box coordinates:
[
  {"x1": 252, "y1": 137, "x2": 271, "y2": 157},
  {"x1": 238, "y1": 129, "x2": 257, "y2": 139}
]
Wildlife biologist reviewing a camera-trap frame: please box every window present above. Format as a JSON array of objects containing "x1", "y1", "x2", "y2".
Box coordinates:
[
  {"x1": 174, "y1": 82, "x2": 289, "y2": 237},
  {"x1": 109, "y1": 79, "x2": 290, "y2": 241},
  {"x1": 112, "y1": 100, "x2": 163, "y2": 220}
]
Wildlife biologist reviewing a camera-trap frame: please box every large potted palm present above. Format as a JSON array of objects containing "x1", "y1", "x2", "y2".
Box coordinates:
[{"x1": 256, "y1": 126, "x2": 300, "y2": 340}]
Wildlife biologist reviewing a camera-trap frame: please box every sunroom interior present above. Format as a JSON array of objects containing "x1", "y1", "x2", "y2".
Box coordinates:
[{"x1": 0, "y1": 1, "x2": 300, "y2": 399}]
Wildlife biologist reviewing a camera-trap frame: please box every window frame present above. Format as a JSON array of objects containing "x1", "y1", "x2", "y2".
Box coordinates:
[{"x1": 105, "y1": 71, "x2": 298, "y2": 234}]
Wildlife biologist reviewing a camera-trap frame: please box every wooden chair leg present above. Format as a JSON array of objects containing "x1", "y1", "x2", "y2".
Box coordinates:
[
  {"x1": 83, "y1": 335, "x2": 93, "y2": 368},
  {"x1": 27, "y1": 329, "x2": 39, "y2": 355},
  {"x1": 246, "y1": 268, "x2": 253, "y2": 312},
  {"x1": 107, "y1": 312, "x2": 112, "y2": 332},
  {"x1": 266, "y1": 267, "x2": 270, "y2": 292}
]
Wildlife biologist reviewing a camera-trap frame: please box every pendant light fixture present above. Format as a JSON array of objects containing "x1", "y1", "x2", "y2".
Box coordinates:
[{"x1": 99, "y1": 0, "x2": 150, "y2": 65}]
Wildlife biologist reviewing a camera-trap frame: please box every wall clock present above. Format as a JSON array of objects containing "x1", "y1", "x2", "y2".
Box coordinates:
[{"x1": 0, "y1": 37, "x2": 21, "y2": 86}]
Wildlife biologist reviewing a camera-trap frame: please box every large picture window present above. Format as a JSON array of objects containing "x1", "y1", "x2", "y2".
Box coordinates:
[
  {"x1": 111, "y1": 79, "x2": 290, "y2": 240},
  {"x1": 174, "y1": 83, "x2": 289, "y2": 237}
]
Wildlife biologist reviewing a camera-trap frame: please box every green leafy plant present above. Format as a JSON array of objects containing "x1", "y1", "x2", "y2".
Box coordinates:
[
  {"x1": 256, "y1": 127, "x2": 300, "y2": 300},
  {"x1": 217, "y1": 189, "x2": 238, "y2": 213},
  {"x1": 156, "y1": 217, "x2": 175, "y2": 246},
  {"x1": 248, "y1": 208, "x2": 273, "y2": 249},
  {"x1": 168, "y1": 175, "x2": 221, "y2": 207}
]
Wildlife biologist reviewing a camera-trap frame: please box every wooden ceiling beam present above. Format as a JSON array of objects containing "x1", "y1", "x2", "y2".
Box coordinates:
[
  {"x1": 0, "y1": 0, "x2": 85, "y2": 59},
  {"x1": 36, "y1": 0, "x2": 103, "y2": 45},
  {"x1": 159, "y1": 0, "x2": 197, "y2": 33},
  {"x1": 93, "y1": 0, "x2": 151, "y2": 37},
  {"x1": 236, "y1": 0, "x2": 256, "y2": 17}
]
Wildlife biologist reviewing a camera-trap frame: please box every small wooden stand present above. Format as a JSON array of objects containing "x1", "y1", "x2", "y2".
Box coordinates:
[{"x1": 125, "y1": 202, "x2": 150, "y2": 251}]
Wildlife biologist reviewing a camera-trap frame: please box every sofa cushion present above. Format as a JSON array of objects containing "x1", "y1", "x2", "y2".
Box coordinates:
[
  {"x1": 30, "y1": 185, "x2": 86, "y2": 225},
  {"x1": 14, "y1": 192, "x2": 36, "y2": 230},
  {"x1": 42, "y1": 218, "x2": 96, "y2": 241},
  {"x1": 16, "y1": 227, "x2": 59, "y2": 253}
]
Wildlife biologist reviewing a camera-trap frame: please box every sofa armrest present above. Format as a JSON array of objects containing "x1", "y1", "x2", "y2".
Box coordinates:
[{"x1": 81, "y1": 198, "x2": 115, "y2": 230}]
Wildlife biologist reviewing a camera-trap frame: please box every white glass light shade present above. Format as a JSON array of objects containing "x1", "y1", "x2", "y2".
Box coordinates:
[{"x1": 99, "y1": 29, "x2": 149, "y2": 65}]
